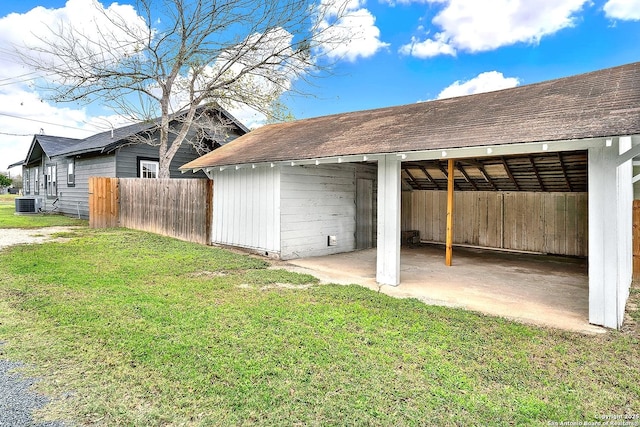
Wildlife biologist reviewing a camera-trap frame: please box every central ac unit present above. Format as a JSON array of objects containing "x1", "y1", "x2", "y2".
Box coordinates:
[{"x1": 15, "y1": 197, "x2": 43, "y2": 214}]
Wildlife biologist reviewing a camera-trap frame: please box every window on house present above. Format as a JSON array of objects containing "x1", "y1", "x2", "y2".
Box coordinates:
[
  {"x1": 33, "y1": 167, "x2": 39, "y2": 195},
  {"x1": 46, "y1": 164, "x2": 57, "y2": 197},
  {"x1": 24, "y1": 171, "x2": 30, "y2": 194},
  {"x1": 67, "y1": 160, "x2": 75, "y2": 186},
  {"x1": 140, "y1": 160, "x2": 159, "y2": 179}
]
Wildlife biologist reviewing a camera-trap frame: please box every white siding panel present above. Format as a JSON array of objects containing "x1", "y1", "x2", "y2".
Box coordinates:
[
  {"x1": 211, "y1": 166, "x2": 280, "y2": 255},
  {"x1": 280, "y1": 164, "x2": 357, "y2": 260},
  {"x1": 588, "y1": 138, "x2": 634, "y2": 329}
]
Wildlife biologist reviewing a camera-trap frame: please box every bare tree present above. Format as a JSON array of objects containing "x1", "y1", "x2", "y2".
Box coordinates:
[{"x1": 18, "y1": 0, "x2": 351, "y2": 177}]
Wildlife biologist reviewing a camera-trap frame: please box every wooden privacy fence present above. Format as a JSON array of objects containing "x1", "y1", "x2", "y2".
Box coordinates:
[
  {"x1": 89, "y1": 177, "x2": 119, "y2": 228},
  {"x1": 404, "y1": 190, "x2": 589, "y2": 256},
  {"x1": 634, "y1": 200, "x2": 640, "y2": 280},
  {"x1": 89, "y1": 177, "x2": 212, "y2": 245}
]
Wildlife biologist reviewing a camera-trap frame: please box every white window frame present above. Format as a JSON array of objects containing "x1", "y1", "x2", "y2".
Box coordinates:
[
  {"x1": 67, "y1": 160, "x2": 75, "y2": 186},
  {"x1": 46, "y1": 164, "x2": 56, "y2": 197},
  {"x1": 33, "y1": 167, "x2": 39, "y2": 195},
  {"x1": 140, "y1": 160, "x2": 159, "y2": 179}
]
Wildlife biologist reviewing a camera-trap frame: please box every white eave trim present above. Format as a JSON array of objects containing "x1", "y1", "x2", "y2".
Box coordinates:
[{"x1": 181, "y1": 135, "x2": 639, "y2": 174}]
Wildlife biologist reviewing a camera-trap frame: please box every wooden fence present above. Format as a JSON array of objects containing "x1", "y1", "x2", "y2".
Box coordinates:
[
  {"x1": 404, "y1": 190, "x2": 588, "y2": 256},
  {"x1": 89, "y1": 177, "x2": 212, "y2": 245},
  {"x1": 89, "y1": 177, "x2": 119, "y2": 228},
  {"x1": 634, "y1": 200, "x2": 640, "y2": 280}
]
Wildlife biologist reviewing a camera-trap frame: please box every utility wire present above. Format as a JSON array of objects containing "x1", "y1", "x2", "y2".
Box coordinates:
[
  {"x1": 0, "y1": 131, "x2": 34, "y2": 137},
  {"x1": 0, "y1": 111, "x2": 96, "y2": 132}
]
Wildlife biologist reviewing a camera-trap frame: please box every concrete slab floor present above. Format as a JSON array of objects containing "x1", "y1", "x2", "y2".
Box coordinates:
[{"x1": 280, "y1": 244, "x2": 605, "y2": 334}]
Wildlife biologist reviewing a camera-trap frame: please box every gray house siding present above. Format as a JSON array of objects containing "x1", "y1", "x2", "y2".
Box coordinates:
[
  {"x1": 57, "y1": 154, "x2": 116, "y2": 218},
  {"x1": 22, "y1": 155, "x2": 60, "y2": 213},
  {"x1": 115, "y1": 140, "x2": 208, "y2": 179}
]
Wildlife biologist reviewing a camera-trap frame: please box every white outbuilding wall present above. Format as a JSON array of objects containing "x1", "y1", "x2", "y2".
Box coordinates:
[
  {"x1": 210, "y1": 163, "x2": 375, "y2": 260},
  {"x1": 211, "y1": 165, "x2": 281, "y2": 255}
]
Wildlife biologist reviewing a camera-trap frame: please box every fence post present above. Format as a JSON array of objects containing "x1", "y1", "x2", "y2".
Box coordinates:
[
  {"x1": 634, "y1": 200, "x2": 640, "y2": 281},
  {"x1": 206, "y1": 179, "x2": 213, "y2": 245}
]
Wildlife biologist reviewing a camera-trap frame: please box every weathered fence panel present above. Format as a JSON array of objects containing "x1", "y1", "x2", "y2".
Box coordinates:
[
  {"x1": 633, "y1": 200, "x2": 640, "y2": 280},
  {"x1": 406, "y1": 190, "x2": 588, "y2": 256},
  {"x1": 89, "y1": 177, "x2": 211, "y2": 245},
  {"x1": 119, "y1": 178, "x2": 211, "y2": 244},
  {"x1": 89, "y1": 177, "x2": 119, "y2": 228}
]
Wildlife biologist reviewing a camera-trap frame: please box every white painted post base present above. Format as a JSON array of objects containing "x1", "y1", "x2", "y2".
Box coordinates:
[{"x1": 376, "y1": 155, "x2": 401, "y2": 286}]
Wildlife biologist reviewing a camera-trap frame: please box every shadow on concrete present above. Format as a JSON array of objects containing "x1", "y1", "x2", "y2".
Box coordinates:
[{"x1": 281, "y1": 244, "x2": 604, "y2": 334}]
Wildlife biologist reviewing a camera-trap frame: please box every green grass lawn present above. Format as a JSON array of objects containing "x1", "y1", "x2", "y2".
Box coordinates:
[
  {"x1": 0, "y1": 226, "x2": 638, "y2": 426},
  {"x1": 0, "y1": 194, "x2": 87, "y2": 228}
]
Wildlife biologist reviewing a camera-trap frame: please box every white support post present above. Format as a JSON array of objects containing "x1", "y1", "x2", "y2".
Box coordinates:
[
  {"x1": 588, "y1": 137, "x2": 633, "y2": 329},
  {"x1": 376, "y1": 154, "x2": 401, "y2": 286}
]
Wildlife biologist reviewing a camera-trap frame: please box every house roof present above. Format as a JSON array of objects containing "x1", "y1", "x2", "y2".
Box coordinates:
[
  {"x1": 181, "y1": 61, "x2": 640, "y2": 172},
  {"x1": 57, "y1": 120, "x2": 159, "y2": 157},
  {"x1": 20, "y1": 134, "x2": 83, "y2": 166},
  {"x1": 58, "y1": 104, "x2": 248, "y2": 158},
  {"x1": 11, "y1": 105, "x2": 248, "y2": 166}
]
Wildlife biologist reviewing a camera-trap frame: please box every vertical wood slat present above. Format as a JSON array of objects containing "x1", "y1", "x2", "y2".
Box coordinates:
[
  {"x1": 633, "y1": 200, "x2": 640, "y2": 280},
  {"x1": 403, "y1": 190, "x2": 588, "y2": 256},
  {"x1": 89, "y1": 177, "x2": 119, "y2": 228},
  {"x1": 89, "y1": 177, "x2": 210, "y2": 245}
]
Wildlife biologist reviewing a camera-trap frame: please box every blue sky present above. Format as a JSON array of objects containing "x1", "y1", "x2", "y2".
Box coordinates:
[{"x1": 1, "y1": 0, "x2": 639, "y2": 172}]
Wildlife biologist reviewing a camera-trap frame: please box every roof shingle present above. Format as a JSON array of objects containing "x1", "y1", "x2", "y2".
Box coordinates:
[{"x1": 181, "y1": 62, "x2": 640, "y2": 171}]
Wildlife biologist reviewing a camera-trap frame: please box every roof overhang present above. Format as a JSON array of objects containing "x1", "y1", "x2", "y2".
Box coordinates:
[
  {"x1": 7, "y1": 160, "x2": 25, "y2": 169},
  {"x1": 183, "y1": 135, "x2": 639, "y2": 174}
]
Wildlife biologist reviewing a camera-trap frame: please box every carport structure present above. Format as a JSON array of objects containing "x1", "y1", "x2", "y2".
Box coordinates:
[{"x1": 182, "y1": 62, "x2": 640, "y2": 329}]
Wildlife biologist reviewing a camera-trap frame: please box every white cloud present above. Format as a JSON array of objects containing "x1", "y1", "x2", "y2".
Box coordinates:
[
  {"x1": 398, "y1": 0, "x2": 589, "y2": 58},
  {"x1": 604, "y1": 0, "x2": 640, "y2": 20},
  {"x1": 315, "y1": 0, "x2": 389, "y2": 62},
  {"x1": 0, "y1": 92, "x2": 125, "y2": 171},
  {"x1": 399, "y1": 33, "x2": 456, "y2": 58},
  {"x1": 0, "y1": 0, "x2": 148, "y2": 169},
  {"x1": 0, "y1": 0, "x2": 148, "y2": 83},
  {"x1": 436, "y1": 71, "x2": 520, "y2": 99}
]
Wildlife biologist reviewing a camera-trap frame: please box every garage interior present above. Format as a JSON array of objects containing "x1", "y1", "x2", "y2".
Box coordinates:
[{"x1": 286, "y1": 149, "x2": 600, "y2": 333}]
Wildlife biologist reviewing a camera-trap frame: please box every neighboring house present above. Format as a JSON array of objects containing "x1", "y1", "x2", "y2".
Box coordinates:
[
  {"x1": 16, "y1": 106, "x2": 247, "y2": 218},
  {"x1": 181, "y1": 61, "x2": 640, "y2": 329}
]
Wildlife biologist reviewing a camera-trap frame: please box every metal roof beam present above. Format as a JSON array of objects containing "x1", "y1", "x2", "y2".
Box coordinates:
[
  {"x1": 437, "y1": 161, "x2": 460, "y2": 191},
  {"x1": 456, "y1": 164, "x2": 478, "y2": 190},
  {"x1": 402, "y1": 167, "x2": 423, "y2": 190},
  {"x1": 418, "y1": 165, "x2": 439, "y2": 190},
  {"x1": 529, "y1": 155, "x2": 546, "y2": 191},
  {"x1": 500, "y1": 156, "x2": 520, "y2": 191},
  {"x1": 557, "y1": 152, "x2": 572, "y2": 191}
]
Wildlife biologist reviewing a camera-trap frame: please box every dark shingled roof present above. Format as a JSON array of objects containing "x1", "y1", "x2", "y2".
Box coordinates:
[
  {"x1": 18, "y1": 134, "x2": 83, "y2": 166},
  {"x1": 10, "y1": 105, "x2": 249, "y2": 166},
  {"x1": 59, "y1": 104, "x2": 248, "y2": 157},
  {"x1": 34, "y1": 135, "x2": 83, "y2": 157},
  {"x1": 181, "y1": 62, "x2": 640, "y2": 171},
  {"x1": 59, "y1": 120, "x2": 158, "y2": 157}
]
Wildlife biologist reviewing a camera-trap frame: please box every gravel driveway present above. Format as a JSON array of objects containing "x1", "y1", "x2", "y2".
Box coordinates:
[
  {"x1": 0, "y1": 227, "x2": 79, "y2": 251},
  {"x1": 1, "y1": 228, "x2": 75, "y2": 426}
]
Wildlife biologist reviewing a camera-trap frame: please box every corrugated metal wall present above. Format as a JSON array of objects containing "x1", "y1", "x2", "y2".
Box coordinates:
[
  {"x1": 404, "y1": 190, "x2": 588, "y2": 256},
  {"x1": 211, "y1": 166, "x2": 281, "y2": 255}
]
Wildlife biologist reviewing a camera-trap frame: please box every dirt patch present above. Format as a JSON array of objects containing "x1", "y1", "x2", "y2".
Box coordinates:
[
  {"x1": 0, "y1": 227, "x2": 80, "y2": 251},
  {"x1": 188, "y1": 271, "x2": 228, "y2": 278},
  {"x1": 238, "y1": 283, "x2": 315, "y2": 291}
]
